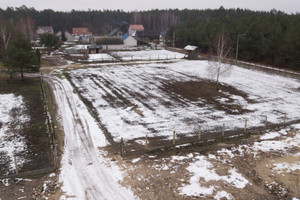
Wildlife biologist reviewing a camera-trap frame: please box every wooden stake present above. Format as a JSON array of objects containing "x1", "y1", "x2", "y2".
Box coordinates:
[
  {"x1": 222, "y1": 123, "x2": 225, "y2": 136},
  {"x1": 265, "y1": 115, "x2": 268, "y2": 127},
  {"x1": 198, "y1": 126, "x2": 201, "y2": 140},
  {"x1": 145, "y1": 135, "x2": 148, "y2": 150},
  {"x1": 173, "y1": 131, "x2": 176, "y2": 145},
  {"x1": 53, "y1": 151, "x2": 56, "y2": 168},
  {"x1": 284, "y1": 113, "x2": 286, "y2": 123},
  {"x1": 244, "y1": 119, "x2": 247, "y2": 132},
  {"x1": 120, "y1": 138, "x2": 124, "y2": 157},
  {"x1": 14, "y1": 156, "x2": 18, "y2": 174}
]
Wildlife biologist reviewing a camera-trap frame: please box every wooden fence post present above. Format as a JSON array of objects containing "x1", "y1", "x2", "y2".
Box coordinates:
[
  {"x1": 222, "y1": 123, "x2": 225, "y2": 136},
  {"x1": 265, "y1": 115, "x2": 268, "y2": 128},
  {"x1": 120, "y1": 137, "x2": 124, "y2": 157},
  {"x1": 173, "y1": 131, "x2": 176, "y2": 145},
  {"x1": 284, "y1": 113, "x2": 286, "y2": 123},
  {"x1": 244, "y1": 119, "x2": 247, "y2": 132},
  {"x1": 198, "y1": 126, "x2": 201, "y2": 140},
  {"x1": 145, "y1": 135, "x2": 148, "y2": 150},
  {"x1": 14, "y1": 156, "x2": 18, "y2": 174},
  {"x1": 53, "y1": 151, "x2": 56, "y2": 168}
]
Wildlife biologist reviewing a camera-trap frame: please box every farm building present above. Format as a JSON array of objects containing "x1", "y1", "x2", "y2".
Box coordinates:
[
  {"x1": 94, "y1": 36, "x2": 124, "y2": 50},
  {"x1": 88, "y1": 45, "x2": 103, "y2": 54},
  {"x1": 122, "y1": 33, "x2": 137, "y2": 47}
]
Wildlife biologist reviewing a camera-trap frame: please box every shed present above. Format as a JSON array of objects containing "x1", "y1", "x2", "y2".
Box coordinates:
[
  {"x1": 88, "y1": 45, "x2": 103, "y2": 54},
  {"x1": 184, "y1": 45, "x2": 198, "y2": 59}
]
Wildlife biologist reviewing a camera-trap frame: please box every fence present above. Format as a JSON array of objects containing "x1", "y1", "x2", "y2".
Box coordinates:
[
  {"x1": 0, "y1": 77, "x2": 58, "y2": 178},
  {"x1": 0, "y1": 152, "x2": 57, "y2": 179},
  {"x1": 225, "y1": 59, "x2": 300, "y2": 79},
  {"x1": 118, "y1": 114, "x2": 300, "y2": 157}
]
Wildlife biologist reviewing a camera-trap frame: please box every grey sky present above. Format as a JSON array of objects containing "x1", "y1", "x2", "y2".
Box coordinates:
[{"x1": 0, "y1": 0, "x2": 299, "y2": 13}]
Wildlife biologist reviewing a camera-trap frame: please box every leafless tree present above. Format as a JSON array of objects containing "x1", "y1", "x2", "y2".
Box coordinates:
[
  {"x1": 0, "y1": 19, "x2": 13, "y2": 50},
  {"x1": 0, "y1": 19, "x2": 14, "y2": 78},
  {"x1": 15, "y1": 15, "x2": 36, "y2": 41},
  {"x1": 208, "y1": 29, "x2": 232, "y2": 90}
]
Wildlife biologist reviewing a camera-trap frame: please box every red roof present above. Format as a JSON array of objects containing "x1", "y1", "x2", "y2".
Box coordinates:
[
  {"x1": 129, "y1": 25, "x2": 144, "y2": 31},
  {"x1": 72, "y1": 28, "x2": 92, "y2": 35}
]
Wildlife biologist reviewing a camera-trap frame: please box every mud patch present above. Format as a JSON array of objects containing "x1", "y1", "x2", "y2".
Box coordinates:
[{"x1": 164, "y1": 80, "x2": 254, "y2": 115}]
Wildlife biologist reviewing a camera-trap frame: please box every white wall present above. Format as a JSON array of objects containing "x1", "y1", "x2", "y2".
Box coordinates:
[
  {"x1": 124, "y1": 36, "x2": 137, "y2": 47},
  {"x1": 102, "y1": 45, "x2": 125, "y2": 50}
]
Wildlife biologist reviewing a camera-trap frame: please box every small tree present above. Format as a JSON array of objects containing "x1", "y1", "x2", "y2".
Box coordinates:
[
  {"x1": 39, "y1": 33, "x2": 59, "y2": 48},
  {"x1": 208, "y1": 29, "x2": 232, "y2": 90},
  {"x1": 3, "y1": 33, "x2": 36, "y2": 81},
  {"x1": 61, "y1": 31, "x2": 67, "y2": 42}
]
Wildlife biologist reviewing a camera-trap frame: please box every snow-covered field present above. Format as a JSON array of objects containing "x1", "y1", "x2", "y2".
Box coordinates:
[
  {"x1": 113, "y1": 49, "x2": 185, "y2": 61},
  {"x1": 88, "y1": 53, "x2": 116, "y2": 62},
  {"x1": 0, "y1": 94, "x2": 29, "y2": 173},
  {"x1": 65, "y1": 60, "x2": 300, "y2": 142}
]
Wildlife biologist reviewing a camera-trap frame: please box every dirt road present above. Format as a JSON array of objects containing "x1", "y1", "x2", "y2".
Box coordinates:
[{"x1": 43, "y1": 74, "x2": 134, "y2": 200}]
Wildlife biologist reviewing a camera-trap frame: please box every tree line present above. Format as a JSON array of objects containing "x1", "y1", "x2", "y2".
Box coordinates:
[
  {"x1": 0, "y1": 6, "x2": 299, "y2": 69},
  {"x1": 166, "y1": 8, "x2": 300, "y2": 69}
]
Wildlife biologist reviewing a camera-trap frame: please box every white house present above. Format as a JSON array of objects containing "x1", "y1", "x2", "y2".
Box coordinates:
[
  {"x1": 128, "y1": 24, "x2": 144, "y2": 36},
  {"x1": 122, "y1": 33, "x2": 137, "y2": 47}
]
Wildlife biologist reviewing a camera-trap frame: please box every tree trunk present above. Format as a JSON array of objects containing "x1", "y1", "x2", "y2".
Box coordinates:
[{"x1": 21, "y1": 66, "x2": 24, "y2": 81}]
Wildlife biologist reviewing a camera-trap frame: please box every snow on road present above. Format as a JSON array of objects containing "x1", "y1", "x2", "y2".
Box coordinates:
[{"x1": 43, "y1": 75, "x2": 135, "y2": 200}]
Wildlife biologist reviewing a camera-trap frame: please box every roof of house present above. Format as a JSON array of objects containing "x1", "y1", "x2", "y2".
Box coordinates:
[
  {"x1": 37, "y1": 26, "x2": 53, "y2": 33},
  {"x1": 95, "y1": 37, "x2": 124, "y2": 45},
  {"x1": 72, "y1": 28, "x2": 92, "y2": 35},
  {"x1": 184, "y1": 45, "x2": 198, "y2": 51},
  {"x1": 129, "y1": 24, "x2": 144, "y2": 31},
  {"x1": 122, "y1": 33, "x2": 130, "y2": 41},
  {"x1": 108, "y1": 28, "x2": 121, "y2": 37}
]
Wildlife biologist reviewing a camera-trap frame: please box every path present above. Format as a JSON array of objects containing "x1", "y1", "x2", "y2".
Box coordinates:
[{"x1": 43, "y1": 74, "x2": 134, "y2": 200}]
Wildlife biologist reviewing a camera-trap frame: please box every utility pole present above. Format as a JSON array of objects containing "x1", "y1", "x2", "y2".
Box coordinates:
[
  {"x1": 173, "y1": 31, "x2": 175, "y2": 48},
  {"x1": 236, "y1": 34, "x2": 245, "y2": 60}
]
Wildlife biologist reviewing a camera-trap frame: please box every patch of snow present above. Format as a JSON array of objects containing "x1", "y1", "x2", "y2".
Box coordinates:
[
  {"x1": 260, "y1": 131, "x2": 281, "y2": 140},
  {"x1": 180, "y1": 155, "x2": 249, "y2": 197},
  {"x1": 132, "y1": 158, "x2": 140, "y2": 164},
  {"x1": 272, "y1": 162, "x2": 300, "y2": 174},
  {"x1": 0, "y1": 94, "x2": 29, "y2": 173},
  {"x1": 214, "y1": 191, "x2": 233, "y2": 200}
]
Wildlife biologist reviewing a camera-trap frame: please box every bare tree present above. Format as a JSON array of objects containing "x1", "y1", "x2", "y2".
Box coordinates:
[
  {"x1": 208, "y1": 29, "x2": 232, "y2": 90},
  {"x1": 15, "y1": 15, "x2": 36, "y2": 41},
  {"x1": 0, "y1": 20, "x2": 13, "y2": 50},
  {"x1": 0, "y1": 19, "x2": 14, "y2": 78}
]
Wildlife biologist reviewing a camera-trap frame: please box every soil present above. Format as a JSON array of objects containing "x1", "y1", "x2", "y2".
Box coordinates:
[
  {"x1": 163, "y1": 80, "x2": 254, "y2": 115},
  {"x1": 103, "y1": 127, "x2": 300, "y2": 200}
]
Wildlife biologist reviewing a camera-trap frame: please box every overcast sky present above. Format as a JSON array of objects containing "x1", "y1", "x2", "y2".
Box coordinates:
[{"x1": 0, "y1": 0, "x2": 299, "y2": 14}]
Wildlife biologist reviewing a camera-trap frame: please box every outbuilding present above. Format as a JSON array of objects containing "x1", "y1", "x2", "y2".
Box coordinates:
[{"x1": 184, "y1": 45, "x2": 198, "y2": 59}]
